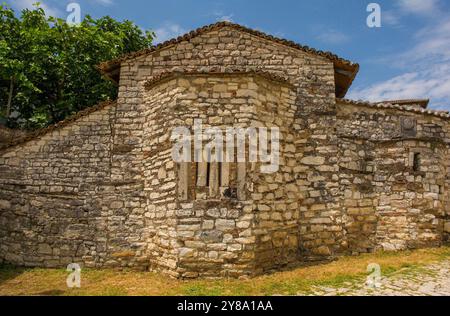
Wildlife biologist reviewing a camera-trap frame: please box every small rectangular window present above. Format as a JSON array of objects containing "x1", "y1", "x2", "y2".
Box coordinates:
[
  {"x1": 206, "y1": 162, "x2": 211, "y2": 187},
  {"x1": 413, "y1": 153, "x2": 421, "y2": 172},
  {"x1": 184, "y1": 161, "x2": 241, "y2": 201},
  {"x1": 218, "y1": 162, "x2": 222, "y2": 187}
]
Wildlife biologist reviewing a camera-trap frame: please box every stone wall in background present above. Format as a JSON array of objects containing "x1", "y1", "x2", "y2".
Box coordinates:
[
  {"x1": 336, "y1": 102, "x2": 450, "y2": 254},
  {"x1": 0, "y1": 102, "x2": 152, "y2": 269},
  {"x1": 0, "y1": 126, "x2": 28, "y2": 150},
  {"x1": 1, "y1": 103, "x2": 112, "y2": 267}
]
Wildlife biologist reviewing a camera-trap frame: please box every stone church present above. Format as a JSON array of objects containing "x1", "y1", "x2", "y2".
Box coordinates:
[{"x1": 0, "y1": 22, "x2": 449, "y2": 278}]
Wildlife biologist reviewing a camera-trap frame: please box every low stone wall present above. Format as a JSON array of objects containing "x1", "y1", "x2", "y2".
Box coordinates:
[{"x1": 0, "y1": 102, "x2": 151, "y2": 269}]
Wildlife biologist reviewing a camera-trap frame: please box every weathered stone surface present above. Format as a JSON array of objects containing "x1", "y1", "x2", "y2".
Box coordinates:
[
  {"x1": 200, "y1": 231, "x2": 223, "y2": 243},
  {"x1": 0, "y1": 23, "x2": 448, "y2": 279},
  {"x1": 301, "y1": 156, "x2": 326, "y2": 166},
  {"x1": 314, "y1": 246, "x2": 332, "y2": 256},
  {"x1": 445, "y1": 222, "x2": 450, "y2": 233},
  {"x1": 215, "y1": 219, "x2": 236, "y2": 231},
  {"x1": 38, "y1": 244, "x2": 53, "y2": 255},
  {"x1": 0, "y1": 199, "x2": 11, "y2": 209}
]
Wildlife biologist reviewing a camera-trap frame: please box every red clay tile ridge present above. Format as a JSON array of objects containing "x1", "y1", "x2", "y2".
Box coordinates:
[
  {"x1": 338, "y1": 98, "x2": 450, "y2": 119},
  {"x1": 97, "y1": 21, "x2": 359, "y2": 96},
  {"x1": 378, "y1": 99, "x2": 430, "y2": 109},
  {"x1": 98, "y1": 21, "x2": 357, "y2": 71}
]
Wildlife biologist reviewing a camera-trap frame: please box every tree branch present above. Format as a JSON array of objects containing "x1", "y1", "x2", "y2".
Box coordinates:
[{"x1": 6, "y1": 76, "x2": 14, "y2": 118}]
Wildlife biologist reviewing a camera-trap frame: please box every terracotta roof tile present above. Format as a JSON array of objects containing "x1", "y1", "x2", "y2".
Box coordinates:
[
  {"x1": 338, "y1": 98, "x2": 450, "y2": 119},
  {"x1": 97, "y1": 21, "x2": 359, "y2": 87},
  {"x1": 378, "y1": 99, "x2": 430, "y2": 109}
]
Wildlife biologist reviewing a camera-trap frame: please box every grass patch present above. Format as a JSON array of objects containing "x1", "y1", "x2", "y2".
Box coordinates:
[{"x1": 0, "y1": 246, "x2": 449, "y2": 296}]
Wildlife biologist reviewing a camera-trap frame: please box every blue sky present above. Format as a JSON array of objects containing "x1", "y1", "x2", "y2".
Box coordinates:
[{"x1": 8, "y1": 0, "x2": 450, "y2": 110}]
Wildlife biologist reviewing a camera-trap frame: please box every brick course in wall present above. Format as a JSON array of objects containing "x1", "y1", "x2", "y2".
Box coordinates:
[{"x1": 0, "y1": 23, "x2": 449, "y2": 277}]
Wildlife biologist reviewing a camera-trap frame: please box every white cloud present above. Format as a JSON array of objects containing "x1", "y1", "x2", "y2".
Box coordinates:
[
  {"x1": 154, "y1": 22, "x2": 187, "y2": 44},
  {"x1": 348, "y1": 16, "x2": 450, "y2": 110},
  {"x1": 12, "y1": 0, "x2": 61, "y2": 17},
  {"x1": 397, "y1": 0, "x2": 439, "y2": 15},
  {"x1": 382, "y1": 10, "x2": 402, "y2": 26},
  {"x1": 316, "y1": 29, "x2": 350, "y2": 44},
  {"x1": 382, "y1": 0, "x2": 442, "y2": 27},
  {"x1": 410, "y1": 20, "x2": 450, "y2": 61},
  {"x1": 91, "y1": 0, "x2": 114, "y2": 6},
  {"x1": 216, "y1": 14, "x2": 234, "y2": 22},
  {"x1": 209, "y1": 10, "x2": 234, "y2": 22},
  {"x1": 349, "y1": 68, "x2": 450, "y2": 109}
]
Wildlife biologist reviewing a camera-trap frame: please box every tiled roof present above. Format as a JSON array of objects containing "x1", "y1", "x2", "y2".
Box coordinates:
[
  {"x1": 338, "y1": 98, "x2": 450, "y2": 119},
  {"x1": 378, "y1": 99, "x2": 430, "y2": 109},
  {"x1": 97, "y1": 21, "x2": 359, "y2": 93}
]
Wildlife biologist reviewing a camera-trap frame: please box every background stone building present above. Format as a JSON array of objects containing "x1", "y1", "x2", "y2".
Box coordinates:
[{"x1": 0, "y1": 22, "x2": 449, "y2": 278}]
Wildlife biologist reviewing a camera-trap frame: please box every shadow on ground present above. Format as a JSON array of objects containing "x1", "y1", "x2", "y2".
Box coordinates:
[
  {"x1": 0, "y1": 265, "x2": 66, "y2": 296},
  {"x1": 0, "y1": 265, "x2": 28, "y2": 286}
]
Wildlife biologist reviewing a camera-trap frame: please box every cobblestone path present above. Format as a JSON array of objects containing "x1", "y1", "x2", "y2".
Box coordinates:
[{"x1": 303, "y1": 260, "x2": 450, "y2": 296}]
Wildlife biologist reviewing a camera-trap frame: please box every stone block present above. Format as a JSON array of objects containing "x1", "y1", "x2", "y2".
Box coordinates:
[
  {"x1": 215, "y1": 219, "x2": 236, "y2": 231},
  {"x1": 301, "y1": 156, "x2": 326, "y2": 166}
]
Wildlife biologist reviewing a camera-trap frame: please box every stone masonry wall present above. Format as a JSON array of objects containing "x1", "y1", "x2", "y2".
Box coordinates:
[
  {"x1": 0, "y1": 103, "x2": 151, "y2": 269},
  {"x1": 337, "y1": 102, "x2": 450, "y2": 254},
  {"x1": 141, "y1": 72, "x2": 298, "y2": 278},
  {"x1": 141, "y1": 77, "x2": 179, "y2": 276},
  {"x1": 0, "y1": 25, "x2": 448, "y2": 277},
  {"x1": 118, "y1": 26, "x2": 341, "y2": 262},
  {"x1": 0, "y1": 104, "x2": 112, "y2": 267},
  {"x1": 250, "y1": 77, "x2": 299, "y2": 274}
]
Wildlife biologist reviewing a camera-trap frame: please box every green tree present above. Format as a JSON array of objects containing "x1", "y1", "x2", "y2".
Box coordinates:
[{"x1": 0, "y1": 3, "x2": 154, "y2": 129}]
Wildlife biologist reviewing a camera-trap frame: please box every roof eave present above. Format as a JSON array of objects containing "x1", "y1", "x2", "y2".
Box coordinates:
[
  {"x1": 337, "y1": 98, "x2": 449, "y2": 119},
  {"x1": 97, "y1": 64, "x2": 120, "y2": 84},
  {"x1": 379, "y1": 99, "x2": 430, "y2": 109},
  {"x1": 335, "y1": 63, "x2": 360, "y2": 98}
]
